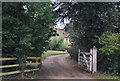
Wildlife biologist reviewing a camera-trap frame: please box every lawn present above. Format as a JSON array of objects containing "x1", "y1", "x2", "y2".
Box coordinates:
[{"x1": 42, "y1": 50, "x2": 68, "y2": 57}]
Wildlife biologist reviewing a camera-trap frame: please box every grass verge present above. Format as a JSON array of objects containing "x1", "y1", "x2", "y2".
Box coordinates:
[
  {"x1": 42, "y1": 50, "x2": 68, "y2": 57},
  {"x1": 93, "y1": 72, "x2": 120, "y2": 80}
]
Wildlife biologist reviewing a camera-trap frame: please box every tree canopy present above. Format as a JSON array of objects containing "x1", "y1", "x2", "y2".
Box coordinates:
[
  {"x1": 2, "y1": 2, "x2": 56, "y2": 57},
  {"x1": 53, "y1": 2, "x2": 120, "y2": 74},
  {"x1": 53, "y1": 2, "x2": 120, "y2": 51}
]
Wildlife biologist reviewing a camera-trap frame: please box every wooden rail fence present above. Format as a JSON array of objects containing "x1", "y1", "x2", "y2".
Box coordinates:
[
  {"x1": 78, "y1": 46, "x2": 97, "y2": 73},
  {"x1": 0, "y1": 57, "x2": 41, "y2": 76}
]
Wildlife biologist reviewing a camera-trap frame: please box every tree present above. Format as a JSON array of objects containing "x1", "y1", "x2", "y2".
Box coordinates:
[
  {"x1": 53, "y1": 2, "x2": 120, "y2": 51},
  {"x1": 53, "y1": 2, "x2": 120, "y2": 74},
  {"x1": 2, "y1": 2, "x2": 56, "y2": 78}
]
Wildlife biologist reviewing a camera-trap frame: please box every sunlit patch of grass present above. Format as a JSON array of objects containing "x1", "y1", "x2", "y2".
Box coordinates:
[{"x1": 42, "y1": 50, "x2": 68, "y2": 57}]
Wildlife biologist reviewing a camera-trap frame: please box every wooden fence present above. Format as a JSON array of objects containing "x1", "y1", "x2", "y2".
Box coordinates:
[
  {"x1": 0, "y1": 57, "x2": 41, "y2": 76},
  {"x1": 78, "y1": 46, "x2": 97, "y2": 73}
]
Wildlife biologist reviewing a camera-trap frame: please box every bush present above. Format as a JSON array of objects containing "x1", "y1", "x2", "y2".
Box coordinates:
[
  {"x1": 49, "y1": 38, "x2": 56, "y2": 50},
  {"x1": 59, "y1": 42, "x2": 69, "y2": 50},
  {"x1": 67, "y1": 47, "x2": 78, "y2": 62},
  {"x1": 96, "y1": 32, "x2": 120, "y2": 74},
  {"x1": 49, "y1": 37, "x2": 69, "y2": 50}
]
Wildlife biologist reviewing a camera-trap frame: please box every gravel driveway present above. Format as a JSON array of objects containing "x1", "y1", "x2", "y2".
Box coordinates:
[{"x1": 34, "y1": 54, "x2": 94, "y2": 79}]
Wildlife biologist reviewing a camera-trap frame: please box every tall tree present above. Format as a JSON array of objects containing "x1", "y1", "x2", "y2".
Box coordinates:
[
  {"x1": 2, "y1": 2, "x2": 56, "y2": 78},
  {"x1": 53, "y1": 2, "x2": 120, "y2": 50},
  {"x1": 53, "y1": 2, "x2": 120, "y2": 74}
]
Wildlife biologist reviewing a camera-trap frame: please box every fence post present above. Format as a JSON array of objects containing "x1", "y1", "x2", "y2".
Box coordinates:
[
  {"x1": 92, "y1": 46, "x2": 97, "y2": 73},
  {"x1": 38, "y1": 56, "x2": 41, "y2": 75},
  {"x1": 78, "y1": 49, "x2": 80, "y2": 64},
  {"x1": 90, "y1": 49, "x2": 92, "y2": 72}
]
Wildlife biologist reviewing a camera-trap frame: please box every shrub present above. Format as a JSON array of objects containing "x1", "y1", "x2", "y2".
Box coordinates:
[
  {"x1": 67, "y1": 47, "x2": 78, "y2": 62},
  {"x1": 96, "y1": 32, "x2": 120, "y2": 74},
  {"x1": 49, "y1": 37, "x2": 69, "y2": 50},
  {"x1": 60, "y1": 42, "x2": 68, "y2": 50},
  {"x1": 49, "y1": 38, "x2": 56, "y2": 50}
]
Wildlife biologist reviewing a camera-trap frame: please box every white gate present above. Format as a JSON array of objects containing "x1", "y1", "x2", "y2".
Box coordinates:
[{"x1": 78, "y1": 46, "x2": 97, "y2": 73}]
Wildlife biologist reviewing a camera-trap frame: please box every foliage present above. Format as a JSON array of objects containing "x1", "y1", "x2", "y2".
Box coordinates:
[
  {"x1": 93, "y1": 72, "x2": 120, "y2": 79},
  {"x1": 49, "y1": 37, "x2": 68, "y2": 50},
  {"x1": 96, "y1": 32, "x2": 120, "y2": 55},
  {"x1": 67, "y1": 47, "x2": 78, "y2": 62},
  {"x1": 96, "y1": 32, "x2": 120, "y2": 74},
  {"x1": 54, "y1": 2, "x2": 120, "y2": 50},
  {"x1": 59, "y1": 42, "x2": 68, "y2": 50},
  {"x1": 70, "y1": 3, "x2": 120, "y2": 51},
  {"x1": 49, "y1": 38, "x2": 55, "y2": 50},
  {"x1": 53, "y1": 2, "x2": 120, "y2": 74},
  {"x1": 2, "y1": 2, "x2": 56, "y2": 78},
  {"x1": 2, "y1": 2, "x2": 55, "y2": 57}
]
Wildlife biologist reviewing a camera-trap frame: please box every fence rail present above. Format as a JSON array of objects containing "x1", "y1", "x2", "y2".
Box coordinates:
[
  {"x1": 0, "y1": 57, "x2": 40, "y2": 61},
  {"x1": 0, "y1": 57, "x2": 41, "y2": 76}
]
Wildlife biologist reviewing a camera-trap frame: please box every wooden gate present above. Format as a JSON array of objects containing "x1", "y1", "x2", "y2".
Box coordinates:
[{"x1": 78, "y1": 46, "x2": 97, "y2": 73}]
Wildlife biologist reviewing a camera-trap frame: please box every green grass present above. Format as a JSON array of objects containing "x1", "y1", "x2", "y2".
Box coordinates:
[
  {"x1": 93, "y1": 72, "x2": 120, "y2": 80},
  {"x1": 42, "y1": 50, "x2": 68, "y2": 57},
  {"x1": 2, "y1": 74, "x2": 20, "y2": 79}
]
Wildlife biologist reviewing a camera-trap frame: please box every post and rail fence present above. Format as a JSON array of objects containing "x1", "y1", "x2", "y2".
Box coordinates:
[
  {"x1": 78, "y1": 46, "x2": 97, "y2": 73},
  {"x1": 1, "y1": 47, "x2": 97, "y2": 76},
  {"x1": 0, "y1": 57, "x2": 41, "y2": 76}
]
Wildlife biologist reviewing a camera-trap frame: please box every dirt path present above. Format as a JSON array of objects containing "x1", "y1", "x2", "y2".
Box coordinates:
[{"x1": 34, "y1": 54, "x2": 94, "y2": 79}]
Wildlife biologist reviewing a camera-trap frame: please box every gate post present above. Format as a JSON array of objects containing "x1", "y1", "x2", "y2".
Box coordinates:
[
  {"x1": 78, "y1": 49, "x2": 80, "y2": 64},
  {"x1": 90, "y1": 49, "x2": 92, "y2": 72},
  {"x1": 92, "y1": 46, "x2": 97, "y2": 73}
]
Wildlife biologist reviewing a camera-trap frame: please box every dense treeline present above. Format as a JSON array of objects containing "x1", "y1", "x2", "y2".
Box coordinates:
[
  {"x1": 2, "y1": 2, "x2": 55, "y2": 57},
  {"x1": 2, "y1": 2, "x2": 56, "y2": 77},
  {"x1": 53, "y1": 2, "x2": 120, "y2": 74}
]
